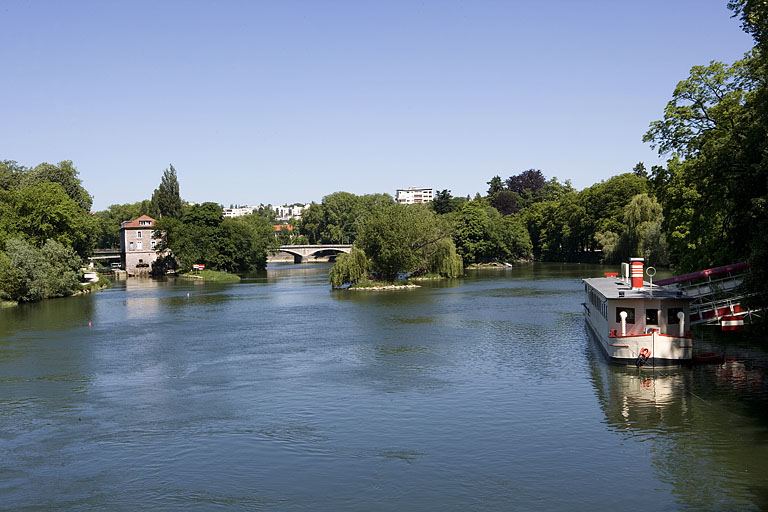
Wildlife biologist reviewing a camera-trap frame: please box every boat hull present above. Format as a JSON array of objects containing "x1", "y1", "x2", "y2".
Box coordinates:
[{"x1": 585, "y1": 321, "x2": 692, "y2": 367}]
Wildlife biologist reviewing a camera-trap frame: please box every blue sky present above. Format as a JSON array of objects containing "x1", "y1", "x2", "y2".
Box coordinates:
[{"x1": 1, "y1": 1, "x2": 754, "y2": 210}]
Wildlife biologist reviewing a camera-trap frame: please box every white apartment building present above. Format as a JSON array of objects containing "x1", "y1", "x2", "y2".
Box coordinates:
[
  {"x1": 222, "y1": 206, "x2": 257, "y2": 218},
  {"x1": 273, "y1": 203, "x2": 310, "y2": 221},
  {"x1": 395, "y1": 187, "x2": 434, "y2": 204}
]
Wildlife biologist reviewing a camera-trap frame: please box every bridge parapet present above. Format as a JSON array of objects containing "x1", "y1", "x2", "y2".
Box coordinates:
[{"x1": 276, "y1": 244, "x2": 353, "y2": 263}]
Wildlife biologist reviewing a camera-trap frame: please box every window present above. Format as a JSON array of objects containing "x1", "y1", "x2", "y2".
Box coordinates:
[
  {"x1": 136, "y1": 241, "x2": 142, "y2": 250},
  {"x1": 137, "y1": 231, "x2": 142, "y2": 238},
  {"x1": 151, "y1": 240, "x2": 156, "y2": 249},
  {"x1": 646, "y1": 309, "x2": 659, "y2": 325},
  {"x1": 149, "y1": 230, "x2": 154, "y2": 239},
  {"x1": 668, "y1": 308, "x2": 684, "y2": 324},
  {"x1": 616, "y1": 307, "x2": 635, "y2": 324},
  {"x1": 129, "y1": 242, "x2": 134, "y2": 251}
]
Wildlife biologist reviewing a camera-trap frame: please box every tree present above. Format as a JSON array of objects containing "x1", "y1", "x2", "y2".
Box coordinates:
[
  {"x1": 156, "y1": 202, "x2": 274, "y2": 273},
  {"x1": 643, "y1": 54, "x2": 763, "y2": 271},
  {"x1": 320, "y1": 191, "x2": 360, "y2": 243},
  {"x1": 597, "y1": 194, "x2": 668, "y2": 265},
  {"x1": 0, "y1": 160, "x2": 25, "y2": 190},
  {"x1": 0, "y1": 238, "x2": 81, "y2": 302},
  {"x1": 486, "y1": 175, "x2": 505, "y2": 196},
  {"x1": 298, "y1": 202, "x2": 324, "y2": 244},
  {"x1": 355, "y1": 203, "x2": 448, "y2": 281},
  {"x1": 506, "y1": 169, "x2": 546, "y2": 194},
  {"x1": 150, "y1": 164, "x2": 183, "y2": 219},
  {"x1": 632, "y1": 162, "x2": 647, "y2": 178},
  {"x1": 20, "y1": 161, "x2": 92, "y2": 212},
  {"x1": 432, "y1": 189, "x2": 455, "y2": 214},
  {"x1": 490, "y1": 190, "x2": 518, "y2": 216},
  {"x1": 493, "y1": 214, "x2": 533, "y2": 262},
  {"x1": 421, "y1": 238, "x2": 463, "y2": 277},
  {"x1": 329, "y1": 247, "x2": 371, "y2": 287},
  {"x1": 0, "y1": 181, "x2": 94, "y2": 259},
  {"x1": 577, "y1": 173, "x2": 648, "y2": 246},
  {"x1": 453, "y1": 201, "x2": 492, "y2": 265},
  {"x1": 728, "y1": 0, "x2": 768, "y2": 52},
  {"x1": 298, "y1": 192, "x2": 395, "y2": 244}
]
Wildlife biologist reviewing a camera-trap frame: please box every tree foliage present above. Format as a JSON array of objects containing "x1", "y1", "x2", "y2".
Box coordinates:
[
  {"x1": 0, "y1": 238, "x2": 81, "y2": 302},
  {"x1": 490, "y1": 190, "x2": 518, "y2": 215},
  {"x1": 598, "y1": 194, "x2": 669, "y2": 266},
  {"x1": 355, "y1": 203, "x2": 447, "y2": 281},
  {"x1": 454, "y1": 201, "x2": 532, "y2": 264},
  {"x1": 150, "y1": 164, "x2": 183, "y2": 219},
  {"x1": 298, "y1": 192, "x2": 395, "y2": 244},
  {"x1": 20, "y1": 161, "x2": 92, "y2": 212},
  {"x1": 329, "y1": 247, "x2": 371, "y2": 288},
  {"x1": 157, "y1": 202, "x2": 275, "y2": 273},
  {"x1": 0, "y1": 181, "x2": 94, "y2": 259},
  {"x1": 643, "y1": 53, "x2": 765, "y2": 271},
  {"x1": 92, "y1": 200, "x2": 153, "y2": 248}
]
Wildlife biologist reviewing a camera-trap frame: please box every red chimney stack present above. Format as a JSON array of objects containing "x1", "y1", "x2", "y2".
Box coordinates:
[{"x1": 630, "y1": 257, "x2": 644, "y2": 289}]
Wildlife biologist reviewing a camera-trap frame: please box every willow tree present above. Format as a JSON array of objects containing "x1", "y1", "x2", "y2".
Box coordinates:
[
  {"x1": 355, "y1": 202, "x2": 452, "y2": 282},
  {"x1": 329, "y1": 247, "x2": 370, "y2": 288}
]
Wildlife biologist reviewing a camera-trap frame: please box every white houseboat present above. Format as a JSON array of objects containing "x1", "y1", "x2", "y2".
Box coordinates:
[{"x1": 583, "y1": 258, "x2": 694, "y2": 366}]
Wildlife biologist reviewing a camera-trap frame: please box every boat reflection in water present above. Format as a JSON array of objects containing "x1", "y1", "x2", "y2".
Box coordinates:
[
  {"x1": 586, "y1": 327, "x2": 768, "y2": 510},
  {"x1": 589, "y1": 342, "x2": 693, "y2": 434}
]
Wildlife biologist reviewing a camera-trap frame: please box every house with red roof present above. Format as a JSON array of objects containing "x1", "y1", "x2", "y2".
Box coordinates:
[{"x1": 120, "y1": 215, "x2": 162, "y2": 275}]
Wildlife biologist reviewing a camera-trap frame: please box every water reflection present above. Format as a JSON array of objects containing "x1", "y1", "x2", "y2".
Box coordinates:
[
  {"x1": 587, "y1": 329, "x2": 768, "y2": 510},
  {"x1": 0, "y1": 294, "x2": 95, "y2": 338}
]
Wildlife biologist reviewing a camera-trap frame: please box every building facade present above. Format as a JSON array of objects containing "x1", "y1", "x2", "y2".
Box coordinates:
[
  {"x1": 222, "y1": 206, "x2": 257, "y2": 218},
  {"x1": 395, "y1": 187, "x2": 434, "y2": 204},
  {"x1": 273, "y1": 203, "x2": 310, "y2": 221},
  {"x1": 120, "y1": 215, "x2": 161, "y2": 275}
]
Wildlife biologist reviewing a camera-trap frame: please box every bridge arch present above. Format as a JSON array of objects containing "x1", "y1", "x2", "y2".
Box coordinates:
[{"x1": 276, "y1": 244, "x2": 353, "y2": 264}]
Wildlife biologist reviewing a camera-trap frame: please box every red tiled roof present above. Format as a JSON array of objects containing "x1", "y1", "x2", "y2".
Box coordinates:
[
  {"x1": 121, "y1": 215, "x2": 156, "y2": 228},
  {"x1": 273, "y1": 224, "x2": 294, "y2": 232}
]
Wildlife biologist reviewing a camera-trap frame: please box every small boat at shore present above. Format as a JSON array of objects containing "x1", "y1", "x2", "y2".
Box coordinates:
[{"x1": 583, "y1": 258, "x2": 694, "y2": 367}]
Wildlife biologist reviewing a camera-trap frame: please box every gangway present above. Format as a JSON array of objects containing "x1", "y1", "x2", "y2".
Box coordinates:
[{"x1": 654, "y1": 262, "x2": 760, "y2": 330}]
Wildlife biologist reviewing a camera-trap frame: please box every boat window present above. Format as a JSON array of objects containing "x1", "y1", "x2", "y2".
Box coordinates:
[
  {"x1": 646, "y1": 309, "x2": 658, "y2": 325},
  {"x1": 615, "y1": 307, "x2": 635, "y2": 324},
  {"x1": 668, "y1": 308, "x2": 684, "y2": 324}
]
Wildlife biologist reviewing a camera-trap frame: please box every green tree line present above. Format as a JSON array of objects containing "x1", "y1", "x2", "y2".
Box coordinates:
[{"x1": 0, "y1": 160, "x2": 94, "y2": 302}]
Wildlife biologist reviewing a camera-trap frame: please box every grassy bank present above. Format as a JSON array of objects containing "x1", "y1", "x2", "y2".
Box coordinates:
[
  {"x1": 180, "y1": 270, "x2": 241, "y2": 283},
  {"x1": 78, "y1": 276, "x2": 112, "y2": 294}
]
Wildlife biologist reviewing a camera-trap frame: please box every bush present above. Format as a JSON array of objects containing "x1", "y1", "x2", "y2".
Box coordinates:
[{"x1": 0, "y1": 238, "x2": 81, "y2": 302}]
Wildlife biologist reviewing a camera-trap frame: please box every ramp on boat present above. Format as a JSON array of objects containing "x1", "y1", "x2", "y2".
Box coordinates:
[{"x1": 654, "y1": 263, "x2": 760, "y2": 329}]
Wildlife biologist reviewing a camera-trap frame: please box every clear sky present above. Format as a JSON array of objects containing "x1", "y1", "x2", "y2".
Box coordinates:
[{"x1": 1, "y1": 1, "x2": 754, "y2": 210}]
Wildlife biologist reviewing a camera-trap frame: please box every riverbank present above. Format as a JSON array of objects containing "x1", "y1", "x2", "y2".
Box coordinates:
[
  {"x1": 77, "y1": 276, "x2": 112, "y2": 295},
  {"x1": 466, "y1": 262, "x2": 515, "y2": 269},
  {"x1": 178, "y1": 270, "x2": 241, "y2": 283},
  {"x1": 348, "y1": 283, "x2": 419, "y2": 291}
]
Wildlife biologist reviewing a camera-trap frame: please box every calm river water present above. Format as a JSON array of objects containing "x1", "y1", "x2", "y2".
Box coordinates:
[{"x1": 1, "y1": 263, "x2": 768, "y2": 511}]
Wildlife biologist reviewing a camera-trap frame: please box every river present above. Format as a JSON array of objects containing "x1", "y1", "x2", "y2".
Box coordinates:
[{"x1": 1, "y1": 263, "x2": 767, "y2": 511}]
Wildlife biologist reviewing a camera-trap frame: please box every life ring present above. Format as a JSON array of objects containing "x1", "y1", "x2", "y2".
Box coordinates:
[{"x1": 639, "y1": 348, "x2": 651, "y2": 358}]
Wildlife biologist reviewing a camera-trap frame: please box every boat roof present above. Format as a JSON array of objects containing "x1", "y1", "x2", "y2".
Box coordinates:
[{"x1": 583, "y1": 277, "x2": 693, "y2": 301}]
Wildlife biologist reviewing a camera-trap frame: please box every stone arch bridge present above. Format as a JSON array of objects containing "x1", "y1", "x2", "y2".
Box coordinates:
[{"x1": 276, "y1": 244, "x2": 353, "y2": 264}]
